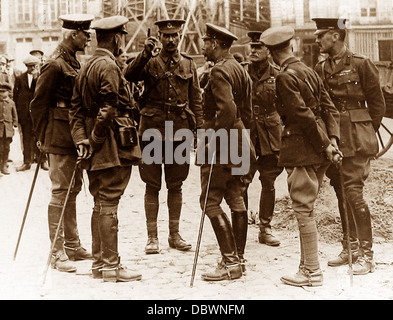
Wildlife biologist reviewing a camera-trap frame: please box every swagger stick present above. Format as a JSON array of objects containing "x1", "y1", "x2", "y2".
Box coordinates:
[
  {"x1": 13, "y1": 152, "x2": 43, "y2": 260},
  {"x1": 337, "y1": 163, "x2": 353, "y2": 287},
  {"x1": 190, "y1": 151, "x2": 216, "y2": 288},
  {"x1": 41, "y1": 159, "x2": 81, "y2": 286}
]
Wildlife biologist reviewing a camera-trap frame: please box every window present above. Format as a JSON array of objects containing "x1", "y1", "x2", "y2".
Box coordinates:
[
  {"x1": 370, "y1": 7, "x2": 377, "y2": 17},
  {"x1": 60, "y1": 0, "x2": 88, "y2": 15},
  {"x1": 379, "y1": 40, "x2": 393, "y2": 61},
  {"x1": 17, "y1": 0, "x2": 33, "y2": 23},
  {"x1": 361, "y1": 8, "x2": 368, "y2": 17},
  {"x1": 40, "y1": 0, "x2": 58, "y2": 25}
]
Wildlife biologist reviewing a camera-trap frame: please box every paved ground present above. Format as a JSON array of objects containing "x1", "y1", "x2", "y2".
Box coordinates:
[{"x1": 1, "y1": 127, "x2": 393, "y2": 302}]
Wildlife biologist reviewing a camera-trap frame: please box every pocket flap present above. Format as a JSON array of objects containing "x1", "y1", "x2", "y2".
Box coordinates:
[
  {"x1": 283, "y1": 126, "x2": 302, "y2": 136},
  {"x1": 337, "y1": 72, "x2": 360, "y2": 85},
  {"x1": 113, "y1": 116, "x2": 135, "y2": 127},
  {"x1": 348, "y1": 108, "x2": 372, "y2": 122},
  {"x1": 53, "y1": 107, "x2": 70, "y2": 121},
  {"x1": 176, "y1": 72, "x2": 193, "y2": 80}
]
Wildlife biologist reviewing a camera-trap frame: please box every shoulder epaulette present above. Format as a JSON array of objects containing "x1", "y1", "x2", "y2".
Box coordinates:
[
  {"x1": 180, "y1": 52, "x2": 192, "y2": 59},
  {"x1": 270, "y1": 63, "x2": 280, "y2": 71},
  {"x1": 352, "y1": 52, "x2": 367, "y2": 60}
]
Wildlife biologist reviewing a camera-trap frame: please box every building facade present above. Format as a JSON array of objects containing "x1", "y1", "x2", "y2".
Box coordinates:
[{"x1": 2, "y1": 0, "x2": 393, "y2": 71}]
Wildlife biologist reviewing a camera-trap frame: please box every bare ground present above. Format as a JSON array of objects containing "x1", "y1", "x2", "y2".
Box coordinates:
[{"x1": 0, "y1": 129, "x2": 392, "y2": 301}]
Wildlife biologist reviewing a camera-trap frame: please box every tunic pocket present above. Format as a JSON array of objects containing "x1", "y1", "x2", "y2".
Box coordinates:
[{"x1": 50, "y1": 107, "x2": 74, "y2": 148}]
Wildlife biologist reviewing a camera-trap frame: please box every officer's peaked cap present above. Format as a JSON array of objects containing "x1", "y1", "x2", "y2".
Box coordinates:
[
  {"x1": 59, "y1": 13, "x2": 94, "y2": 31},
  {"x1": 155, "y1": 19, "x2": 185, "y2": 34},
  {"x1": 203, "y1": 23, "x2": 238, "y2": 46},
  {"x1": 92, "y1": 16, "x2": 129, "y2": 34},
  {"x1": 313, "y1": 18, "x2": 348, "y2": 36},
  {"x1": 260, "y1": 26, "x2": 294, "y2": 50},
  {"x1": 247, "y1": 31, "x2": 264, "y2": 45},
  {"x1": 23, "y1": 55, "x2": 41, "y2": 66}
]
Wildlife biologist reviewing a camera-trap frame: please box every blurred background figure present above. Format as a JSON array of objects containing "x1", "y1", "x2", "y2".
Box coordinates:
[
  {"x1": 115, "y1": 47, "x2": 129, "y2": 71},
  {"x1": 30, "y1": 50, "x2": 45, "y2": 70},
  {"x1": 0, "y1": 82, "x2": 18, "y2": 176}
]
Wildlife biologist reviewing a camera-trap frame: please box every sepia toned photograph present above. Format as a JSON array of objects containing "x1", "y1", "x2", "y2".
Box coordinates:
[{"x1": 0, "y1": 0, "x2": 392, "y2": 304}]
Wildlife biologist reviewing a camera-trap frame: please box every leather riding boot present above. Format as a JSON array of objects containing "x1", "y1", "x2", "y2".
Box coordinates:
[
  {"x1": 144, "y1": 191, "x2": 160, "y2": 254},
  {"x1": 258, "y1": 188, "x2": 280, "y2": 246},
  {"x1": 99, "y1": 206, "x2": 142, "y2": 282},
  {"x1": 353, "y1": 240, "x2": 375, "y2": 275},
  {"x1": 91, "y1": 205, "x2": 103, "y2": 279},
  {"x1": 168, "y1": 189, "x2": 191, "y2": 251},
  {"x1": 231, "y1": 211, "x2": 248, "y2": 273},
  {"x1": 348, "y1": 196, "x2": 375, "y2": 275},
  {"x1": 202, "y1": 214, "x2": 242, "y2": 281},
  {"x1": 63, "y1": 201, "x2": 92, "y2": 261},
  {"x1": 327, "y1": 238, "x2": 359, "y2": 267},
  {"x1": 48, "y1": 205, "x2": 76, "y2": 272}
]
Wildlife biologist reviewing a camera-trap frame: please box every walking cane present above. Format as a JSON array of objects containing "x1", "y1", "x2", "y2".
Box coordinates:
[
  {"x1": 337, "y1": 163, "x2": 353, "y2": 287},
  {"x1": 13, "y1": 152, "x2": 43, "y2": 261},
  {"x1": 190, "y1": 151, "x2": 216, "y2": 288},
  {"x1": 41, "y1": 158, "x2": 81, "y2": 286}
]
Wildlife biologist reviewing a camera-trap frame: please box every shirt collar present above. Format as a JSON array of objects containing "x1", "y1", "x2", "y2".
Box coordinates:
[
  {"x1": 95, "y1": 48, "x2": 116, "y2": 61},
  {"x1": 159, "y1": 49, "x2": 180, "y2": 63}
]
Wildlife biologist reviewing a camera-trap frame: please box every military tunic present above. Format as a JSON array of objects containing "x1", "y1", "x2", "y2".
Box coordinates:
[
  {"x1": 70, "y1": 48, "x2": 138, "y2": 171},
  {"x1": 124, "y1": 49, "x2": 203, "y2": 139},
  {"x1": 314, "y1": 48, "x2": 386, "y2": 250},
  {"x1": 200, "y1": 53, "x2": 254, "y2": 217}
]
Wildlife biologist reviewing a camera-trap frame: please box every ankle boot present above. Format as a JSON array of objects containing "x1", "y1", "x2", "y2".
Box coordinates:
[
  {"x1": 102, "y1": 264, "x2": 142, "y2": 282},
  {"x1": 328, "y1": 238, "x2": 359, "y2": 267},
  {"x1": 1, "y1": 153, "x2": 10, "y2": 175},
  {"x1": 280, "y1": 266, "x2": 323, "y2": 287},
  {"x1": 202, "y1": 214, "x2": 242, "y2": 281},
  {"x1": 51, "y1": 250, "x2": 77, "y2": 273},
  {"x1": 168, "y1": 231, "x2": 192, "y2": 251},
  {"x1": 353, "y1": 240, "x2": 375, "y2": 275},
  {"x1": 145, "y1": 222, "x2": 160, "y2": 254},
  {"x1": 231, "y1": 211, "x2": 248, "y2": 273},
  {"x1": 258, "y1": 225, "x2": 280, "y2": 246}
]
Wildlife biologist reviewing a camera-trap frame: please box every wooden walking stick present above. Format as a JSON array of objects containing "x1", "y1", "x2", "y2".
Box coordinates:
[
  {"x1": 41, "y1": 159, "x2": 81, "y2": 286},
  {"x1": 190, "y1": 151, "x2": 216, "y2": 288},
  {"x1": 337, "y1": 163, "x2": 353, "y2": 287},
  {"x1": 13, "y1": 152, "x2": 43, "y2": 260}
]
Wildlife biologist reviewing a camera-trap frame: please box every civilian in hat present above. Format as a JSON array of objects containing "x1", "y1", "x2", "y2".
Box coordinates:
[
  {"x1": 70, "y1": 15, "x2": 142, "y2": 283},
  {"x1": 0, "y1": 56, "x2": 10, "y2": 85},
  {"x1": 242, "y1": 30, "x2": 283, "y2": 247},
  {"x1": 313, "y1": 18, "x2": 386, "y2": 275},
  {"x1": 0, "y1": 82, "x2": 18, "y2": 176},
  {"x1": 261, "y1": 25, "x2": 341, "y2": 286},
  {"x1": 30, "y1": 13, "x2": 94, "y2": 273},
  {"x1": 124, "y1": 19, "x2": 203, "y2": 255},
  {"x1": 14, "y1": 55, "x2": 49, "y2": 171},
  {"x1": 30, "y1": 50, "x2": 45, "y2": 67},
  {"x1": 198, "y1": 23, "x2": 254, "y2": 281}
]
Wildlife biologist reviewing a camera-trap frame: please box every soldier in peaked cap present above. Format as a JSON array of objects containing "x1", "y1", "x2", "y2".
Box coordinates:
[
  {"x1": 70, "y1": 15, "x2": 142, "y2": 282},
  {"x1": 242, "y1": 29, "x2": 284, "y2": 247},
  {"x1": 30, "y1": 13, "x2": 94, "y2": 274},
  {"x1": 124, "y1": 19, "x2": 203, "y2": 256},
  {"x1": 197, "y1": 23, "x2": 254, "y2": 281},
  {"x1": 261, "y1": 26, "x2": 342, "y2": 287},
  {"x1": 313, "y1": 18, "x2": 386, "y2": 275}
]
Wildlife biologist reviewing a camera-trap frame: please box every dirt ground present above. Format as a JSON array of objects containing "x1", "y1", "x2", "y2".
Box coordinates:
[{"x1": 0, "y1": 128, "x2": 393, "y2": 301}]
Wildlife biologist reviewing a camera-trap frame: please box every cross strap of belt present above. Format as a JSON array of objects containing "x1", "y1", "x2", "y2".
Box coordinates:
[{"x1": 286, "y1": 68, "x2": 322, "y2": 117}]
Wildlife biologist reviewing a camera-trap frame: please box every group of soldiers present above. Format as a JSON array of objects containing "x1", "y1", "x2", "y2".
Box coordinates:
[{"x1": 5, "y1": 12, "x2": 384, "y2": 287}]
